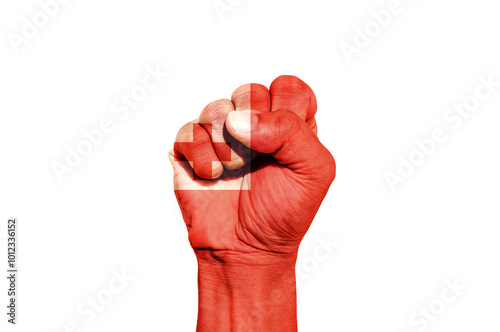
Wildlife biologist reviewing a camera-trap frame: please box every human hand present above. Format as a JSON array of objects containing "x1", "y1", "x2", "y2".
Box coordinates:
[{"x1": 169, "y1": 75, "x2": 335, "y2": 331}]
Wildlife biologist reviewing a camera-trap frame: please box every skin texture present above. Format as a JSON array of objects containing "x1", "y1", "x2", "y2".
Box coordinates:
[{"x1": 169, "y1": 76, "x2": 335, "y2": 331}]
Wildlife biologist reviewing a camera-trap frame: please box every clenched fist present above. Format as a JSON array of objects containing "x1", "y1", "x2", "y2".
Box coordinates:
[{"x1": 169, "y1": 76, "x2": 335, "y2": 332}]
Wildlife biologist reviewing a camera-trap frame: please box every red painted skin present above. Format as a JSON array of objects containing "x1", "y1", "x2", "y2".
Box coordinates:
[
  {"x1": 170, "y1": 76, "x2": 336, "y2": 331},
  {"x1": 174, "y1": 123, "x2": 232, "y2": 178}
]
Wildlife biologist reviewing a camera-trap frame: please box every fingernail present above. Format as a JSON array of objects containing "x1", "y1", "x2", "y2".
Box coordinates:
[{"x1": 228, "y1": 110, "x2": 256, "y2": 133}]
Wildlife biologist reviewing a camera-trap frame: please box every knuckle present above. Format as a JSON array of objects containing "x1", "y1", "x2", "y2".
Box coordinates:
[
  {"x1": 200, "y1": 99, "x2": 233, "y2": 122},
  {"x1": 231, "y1": 84, "x2": 251, "y2": 103},
  {"x1": 271, "y1": 75, "x2": 305, "y2": 93},
  {"x1": 176, "y1": 120, "x2": 197, "y2": 142}
]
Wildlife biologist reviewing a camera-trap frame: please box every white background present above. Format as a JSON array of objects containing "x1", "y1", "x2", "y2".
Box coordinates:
[{"x1": 1, "y1": 0, "x2": 500, "y2": 331}]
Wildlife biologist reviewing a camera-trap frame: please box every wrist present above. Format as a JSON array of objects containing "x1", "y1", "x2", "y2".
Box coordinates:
[{"x1": 196, "y1": 250, "x2": 298, "y2": 332}]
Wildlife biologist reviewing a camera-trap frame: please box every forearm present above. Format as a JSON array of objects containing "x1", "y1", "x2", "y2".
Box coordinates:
[{"x1": 196, "y1": 250, "x2": 298, "y2": 332}]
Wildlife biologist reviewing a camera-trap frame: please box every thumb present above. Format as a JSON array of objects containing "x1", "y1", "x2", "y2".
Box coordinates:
[{"x1": 225, "y1": 109, "x2": 335, "y2": 180}]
